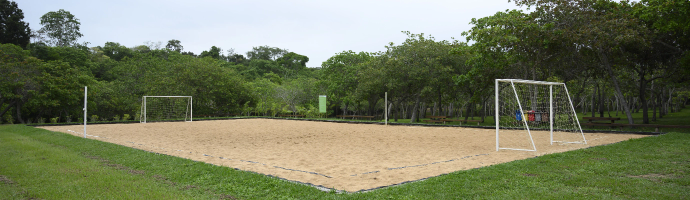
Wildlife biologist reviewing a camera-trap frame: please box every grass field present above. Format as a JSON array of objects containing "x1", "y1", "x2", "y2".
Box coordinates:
[{"x1": 1, "y1": 108, "x2": 689, "y2": 199}]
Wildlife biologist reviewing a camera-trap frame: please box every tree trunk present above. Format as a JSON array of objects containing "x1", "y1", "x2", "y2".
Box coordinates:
[
  {"x1": 639, "y1": 72, "x2": 650, "y2": 124},
  {"x1": 15, "y1": 101, "x2": 24, "y2": 124},
  {"x1": 387, "y1": 102, "x2": 393, "y2": 120},
  {"x1": 0, "y1": 100, "x2": 16, "y2": 121},
  {"x1": 410, "y1": 96, "x2": 421, "y2": 123},
  {"x1": 591, "y1": 87, "x2": 595, "y2": 118},
  {"x1": 597, "y1": 85, "x2": 604, "y2": 117},
  {"x1": 464, "y1": 101, "x2": 473, "y2": 121},
  {"x1": 599, "y1": 50, "x2": 634, "y2": 124},
  {"x1": 432, "y1": 102, "x2": 438, "y2": 116}
]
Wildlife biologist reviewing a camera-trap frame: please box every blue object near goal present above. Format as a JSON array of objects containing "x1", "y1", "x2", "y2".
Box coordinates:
[{"x1": 515, "y1": 110, "x2": 522, "y2": 121}]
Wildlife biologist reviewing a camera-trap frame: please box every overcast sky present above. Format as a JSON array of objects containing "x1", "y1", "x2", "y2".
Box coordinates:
[{"x1": 15, "y1": 0, "x2": 522, "y2": 67}]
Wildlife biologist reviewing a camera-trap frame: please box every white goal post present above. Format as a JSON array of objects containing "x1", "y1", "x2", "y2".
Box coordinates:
[
  {"x1": 495, "y1": 79, "x2": 586, "y2": 151},
  {"x1": 140, "y1": 96, "x2": 193, "y2": 123}
]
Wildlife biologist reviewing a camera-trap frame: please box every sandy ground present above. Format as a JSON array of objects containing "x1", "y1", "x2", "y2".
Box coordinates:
[{"x1": 39, "y1": 118, "x2": 648, "y2": 192}]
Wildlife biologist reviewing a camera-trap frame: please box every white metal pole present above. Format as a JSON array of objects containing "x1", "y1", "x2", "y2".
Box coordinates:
[
  {"x1": 385, "y1": 92, "x2": 387, "y2": 125},
  {"x1": 83, "y1": 86, "x2": 87, "y2": 138},
  {"x1": 511, "y1": 80, "x2": 536, "y2": 151},
  {"x1": 550, "y1": 85, "x2": 553, "y2": 145},
  {"x1": 564, "y1": 84, "x2": 587, "y2": 144},
  {"x1": 495, "y1": 79, "x2": 499, "y2": 151},
  {"x1": 190, "y1": 96, "x2": 193, "y2": 122}
]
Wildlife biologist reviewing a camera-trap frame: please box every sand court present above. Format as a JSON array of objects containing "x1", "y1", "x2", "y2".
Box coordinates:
[{"x1": 39, "y1": 118, "x2": 648, "y2": 192}]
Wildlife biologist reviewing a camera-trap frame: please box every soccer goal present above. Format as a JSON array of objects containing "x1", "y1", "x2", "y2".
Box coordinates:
[
  {"x1": 140, "y1": 96, "x2": 192, "y2": 123},
  {"x1": 495, "y1": 79, "x2": 586, "y2": 151}
]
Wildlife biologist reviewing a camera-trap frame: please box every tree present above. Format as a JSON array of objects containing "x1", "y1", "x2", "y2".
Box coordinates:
[
  {"x1": 246, "y1": 45, "x2": 288, "y2": 61},
  {"x1": 99, "y1": 42, "x2": 134, "y2": 61},
  {"x1": 321, "y1": 50, "x2": 372, "y2": 115},
  {"x1": 0, "y1": 0, "x2": 31, "y2": 47},
  {"x1": 37, "y1": 9, "x2": 83, "y2": 47},
  {"x1": 276, "y1": 52, "x2": 309, "y2": 79},
  {"x1": 511, "y1": 0, "x2": 650, "y2": 124},
  {"x1": 0, "y1": 43, "x2": 40, "y2": 123},
  {"x1": 165, "y1": 39, "x2": 183, "y2": 52},
  {"x1": 199, "y1": 46, "x2": 222, "y2": 59}
]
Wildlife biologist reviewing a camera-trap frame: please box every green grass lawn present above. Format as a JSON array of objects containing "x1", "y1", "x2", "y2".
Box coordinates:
[{"x1": 1, "y1": 108, "x2": 689, "y2": 199}]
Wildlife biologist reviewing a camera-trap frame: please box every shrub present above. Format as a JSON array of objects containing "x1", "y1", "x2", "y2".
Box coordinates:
[
  {"x1": 50, "y1": 117, "x2": 59, "y2": 124},
  {"x1": 113, "y1": 115, "x2": 120, "y2": 121},
  {"x1": 123, "y1": 114, "x2": 131, "y2": 121},
  {"x1": 90, "y1": 115, "x2": 99, "y2": 122}
]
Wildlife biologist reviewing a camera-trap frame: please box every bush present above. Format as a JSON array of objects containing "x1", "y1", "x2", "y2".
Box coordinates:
[
  {"x1": 113, "y1": 115, "x2": 120, "y2": 121},
  {"x1": 90, "y1": 115, "x2": 99, "y2": 122},
  {"x1": 38, "y1": 117, "x2": 46, "y2": 124},
  {"x1": 65, "y1": 115, "x2": 72, "y2": 123},
  {"x1": 2, "y1": 113, "x2": 13, "y2": 124},
  {"x1": 50, "y1": 117, "x2": 59, "y2": 124},
  {"x1": 123, "y1": 114, "x2": 131, "y2": 121}
]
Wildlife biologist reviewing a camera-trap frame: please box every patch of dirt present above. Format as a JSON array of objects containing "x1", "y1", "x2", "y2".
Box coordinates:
[
  {"x1": 0, "y1": 175, "x2": 15, "y2": 185},
  {"x1": 153, "y1": 174, "x2": 176, "y2": 186},
  {"x1": 219, "y1": 194, "x2": 238, "y2": 200},
  {"x1": 628, "y1": 173, "x2": 675, "y2": 179},
  {"x1": 83, "y1": 153, "x2": 145, "y2": 176},
  {"x1": 182, "y1": 185, "x2": 198, "y2": 190}
]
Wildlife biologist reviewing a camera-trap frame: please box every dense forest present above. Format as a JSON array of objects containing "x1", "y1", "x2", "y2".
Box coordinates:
[{"x1": 1, "y1": 0, "x2": 688, "y2": 125}]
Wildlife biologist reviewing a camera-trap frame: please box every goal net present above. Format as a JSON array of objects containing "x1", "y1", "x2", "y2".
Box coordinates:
[
  {"x1": 140, "y1": 96, "x2": 192, "y2": 123},
  {"x1": 495, "y1": 79, "x2": 586, "y2": 151}
]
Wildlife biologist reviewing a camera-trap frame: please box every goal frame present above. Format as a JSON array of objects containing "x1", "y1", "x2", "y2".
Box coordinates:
[
  {"x1": 140, "y1": 96, "x2": 193, "y2": 123},
  {"x1": 495, "y1": 79, "x2": 586, "y2": 151}
]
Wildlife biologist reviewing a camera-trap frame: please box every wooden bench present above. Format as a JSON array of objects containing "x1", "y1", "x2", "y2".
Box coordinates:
[
  {"x1": 278, "y1": 115, "x2": 305, "y2": 118},
  {"x1": 422, "y1": 116, "x2": 448, "y2": 124},
  {"x1": 583, "y1": 117, "x2": 621, "y2": 124},
  {"x1": 336, "y1": 115, "x2": 376, "y2": 120},
  {"x1": 197, "y1": 114, "x2": 239, "y2": 118},
  {"x1": 442, "y1": 119, "x2": 482, "y2": 125},
  {"x1": 581, "y1": 123, "x2": 690, "y2": 132}
]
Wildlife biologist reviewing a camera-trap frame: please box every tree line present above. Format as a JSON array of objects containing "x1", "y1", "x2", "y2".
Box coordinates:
[{"x1": 1, "y1": 0, "x2": 688, "y2": 125}]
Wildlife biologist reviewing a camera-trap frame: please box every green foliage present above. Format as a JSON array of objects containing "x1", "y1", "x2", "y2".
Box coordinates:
[
  {"x1": 49, "y1": 117, "x2": 58, "y2": 123},
  {"x1": 123, "y1": 114, "x2": 130, "y2": 121},
  {"x1": 37, "y1": 9, "x2": 84, "y2": 47},
  {"x1": 165, "y1": 39, "x2": 183, "y2": 52},
  {"x1": 199, "y1": 46, "x2": 222, "y2": 59},
  {"x1": 0, "y1": 0, "x2": 31, "y2": 47},
  {"x1": 90, "y1": 115, "x2": 98, "y2": 122},
  {"x1": 246, "y1": 45, "x2": 288, "y2": 61}
]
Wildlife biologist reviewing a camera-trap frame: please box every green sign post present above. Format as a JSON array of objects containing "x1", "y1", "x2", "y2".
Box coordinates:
[{"x1": 319, "y1": 95, "x2": 327, "y2": 113}]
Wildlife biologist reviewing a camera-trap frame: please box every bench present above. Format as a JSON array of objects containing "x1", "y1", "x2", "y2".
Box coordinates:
[
  {"x1": 442, "y1": 119, "x2": 482, "y2": 125},
  {"x1": 422, "y1": 116, "x2": 448, "y2": 124},
  {"x1": 583, "y1": 117, "x2": 621, "y2": 124},
  {"x1": 277, "y1": 115, "x2": 305, "y2": 118},
  {"x1": 581, "y1": 123, "x2": 690, "y2": 132},
  {"x1": 197, "y1": 114, "x2": 239, "y2": 118},
  {"x1": 336, "y1": 115, "x2": 376, "y2": 120}
]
